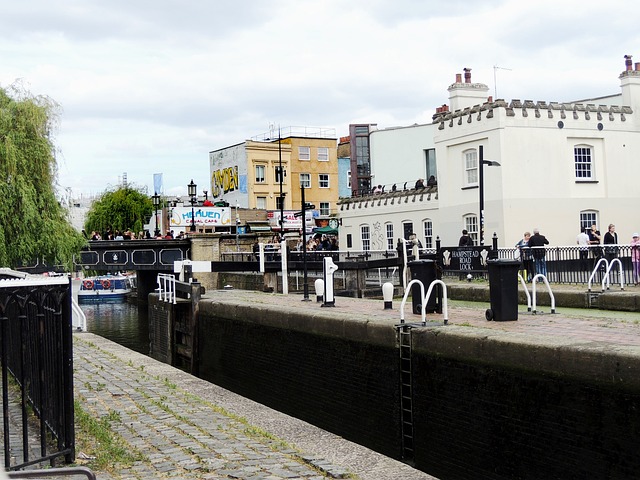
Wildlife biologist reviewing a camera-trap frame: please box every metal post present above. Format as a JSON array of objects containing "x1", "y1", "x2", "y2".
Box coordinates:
[
  {"x1": 479, "y1": 145, "x2": 485, "y2": 246},
  {"x1": 235, "y1": 201, "x2": 240, "y2": 251},
  {"x1": 278, "y1": 127, "x2": 284, "y2": 236},
  {"x1": 301, "y1": 184, "x2": 310, "y2": 301}
]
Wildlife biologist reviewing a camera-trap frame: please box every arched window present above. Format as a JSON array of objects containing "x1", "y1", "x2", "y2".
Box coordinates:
[{"x1": 463, "y1": 214, "x2": 478, "y2": 245}]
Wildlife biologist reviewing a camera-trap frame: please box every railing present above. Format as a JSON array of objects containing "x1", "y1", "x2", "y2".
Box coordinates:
[
  {"x1": 0, "y1": 277, "x2": 75, "y2": 470},
  {"x1": 493, "y1": 244, "x2": 635, "y2": 285}
]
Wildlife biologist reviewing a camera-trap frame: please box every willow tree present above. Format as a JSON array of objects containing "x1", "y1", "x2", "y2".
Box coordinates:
[
  {"x1": 84, "y1": 186, "x2": 153, "y2": 237},
  {"x1": 0, "y1": 84, "x2": 85, "y2": 269}
]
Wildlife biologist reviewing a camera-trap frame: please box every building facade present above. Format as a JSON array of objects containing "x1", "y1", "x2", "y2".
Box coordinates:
[{"x1": 339, "y1": 56, "x2": 640, "y2": 251}]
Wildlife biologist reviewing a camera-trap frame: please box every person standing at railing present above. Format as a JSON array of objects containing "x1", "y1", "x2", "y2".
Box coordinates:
[
  {"x1": 631, "y1": 233, "x2": 640, "y2": 285},
  {"x1": 603, "y1": 224, "x2": 619, "y2": 263},
  {"x1": 515, "y1": 232, "x2": 532, "y2": 282},
  {"x1": 528, "y1": 228, "x2": 549, "y2": 277},
  {"x1": 577, "y1": 228, "x2": 590, "y2": 273},
  {"x1": 588, "y1": 224, "x2": 602, "y2": 263}
]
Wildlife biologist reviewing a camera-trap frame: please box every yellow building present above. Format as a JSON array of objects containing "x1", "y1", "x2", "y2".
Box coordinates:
[{"x1": 209, "y1": 127, "x2": 339, "y2": 222}]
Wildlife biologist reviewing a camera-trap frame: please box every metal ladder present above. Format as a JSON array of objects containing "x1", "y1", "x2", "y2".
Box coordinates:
[{"x1": 398, "y1": 325, "x2": 415, "y2": 462}]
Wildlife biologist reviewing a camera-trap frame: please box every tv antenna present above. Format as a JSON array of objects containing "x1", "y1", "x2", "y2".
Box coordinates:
[{"x1": 493, "y1": 65, "x2": 512, "y2": 99}]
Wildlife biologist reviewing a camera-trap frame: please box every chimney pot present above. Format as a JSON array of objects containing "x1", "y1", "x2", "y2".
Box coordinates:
[
  {"x1": 464, "y1": 67, "x2": 471, "y2": 83},
  {"x1": 636, "y1": 63, "x2": 640, "y2": 71},
  {"x1": 625, "y1": 54, "x2": 633, "y2": 71},
  {"x1": 455, "y1": 73, "x2": 462, "y2": 83}
]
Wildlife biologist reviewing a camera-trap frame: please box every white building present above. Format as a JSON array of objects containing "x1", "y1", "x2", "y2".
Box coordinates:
[{"x1": 339, "y1": 56, "x2": 640, "y2": 251}]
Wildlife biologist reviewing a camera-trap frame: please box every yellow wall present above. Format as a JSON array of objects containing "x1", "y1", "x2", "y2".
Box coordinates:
[
  {"x1": 245, "y1": 140, "x2": 292, "y2": 210},
  {"x1": 287, "y1": 137, "x2": 339, "y2": 215}
]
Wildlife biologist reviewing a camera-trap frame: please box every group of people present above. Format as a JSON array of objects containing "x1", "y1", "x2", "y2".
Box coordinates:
[
  {"x1": 87, "y1": 229, "x2": 185, "y2": 241},
  {"x1": 515, "y1": 223, "x2": 640, "y2": 285},
  {"x1": 304, "y1": 235, "x2": 338, "y2": 251},
  {"x1": 515, "y1": 229, "x2": 550, "y2": 280}
]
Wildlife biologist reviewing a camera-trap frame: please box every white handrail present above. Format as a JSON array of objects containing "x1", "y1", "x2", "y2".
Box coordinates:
[
  {"x1": 421, "y1": 280, "x2": 448, "y2": 325},
  {"x1": 602, "y1": 258, "x2": 624, "y2": 291},
  {"x1": 531, "y1": 274, "x2": 555, "y2": 314},
  {"x1": 517, "y1": 274, "x2": 532, "y2": 311},
  {"x1": 587, "y1": 258, "x2": 609, "y2": 292},
  {"x1": 400, "y1": 279, "x2": 425, "y2": 323},
  {"x1": 156, "y1": 273, "x2": 176, "y2": 304},
  {"x1": 71, "y1": 297, "x2": 87, "y2": 331}
]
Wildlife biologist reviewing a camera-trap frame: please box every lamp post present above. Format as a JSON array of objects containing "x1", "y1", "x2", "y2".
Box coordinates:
[
  {"x1": 152, "y1": 193, "x2": 160, "y2": 237},
  {"x1": 278, "y1": 127, "x2": 284, "y2": 238},
  {"x1": 188, "y1": 179, "x2": 197, "y2": 233},
  {"x1": 235, "y1": 201, "x2": 240, "y2": 251},
  {"x1": 478, "y1": 145, "x2": 501, "y2": 245}
]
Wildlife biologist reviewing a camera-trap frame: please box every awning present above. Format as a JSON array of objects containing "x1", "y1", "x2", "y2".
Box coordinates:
[{"x1": 312, "y1": 226, "x2": 338, "y2": 235}]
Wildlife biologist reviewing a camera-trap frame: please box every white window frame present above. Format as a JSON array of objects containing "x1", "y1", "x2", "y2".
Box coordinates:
[
  {"x1": 300, "y1": 173, "x2": 311, "y2": 188},
  {"x1": 464, "y1": 149, "x2": 478, "y2": 187},
  {"x1": 319, "y1": 202, "x2": 330, "y2": 216},
  {"x1": 299, "y1": 146, "x2": 310, "y2": 161},
  {"x1": 422, "y1": 219, "x2": 433, "y2": 249},
  {"x1": 319, "y1": 173, "x2": 330, "y2": 188},
  {"x1": 580, "y1": 210, "x2": 598, "y2": 232},
  {"x1": 385, "y1": 223, "x2": 394, "y2": 251},
  {"x1": 255, "y1": 165, "x2": 266, "y2": 183},
  {"x1": 361, "y1": 225, "x2": 370, "y2": 251},
  {"x1": 256, "y1": 196, "x2": 266, "y2": 209},
  {"x1": 464, "y1": 214, "x2": 478, "y2": 245},
  {"x1": 574, "y1": 145, "x2": 594, "y2": 181},
  {"x1": 318, "y1": 147, "x2": 329, "y2": 161}
]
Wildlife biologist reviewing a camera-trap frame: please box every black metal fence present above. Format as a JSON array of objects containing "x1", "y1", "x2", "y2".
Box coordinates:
[{"x1": 0, "y1": 277, "x2": 75, "y2": 470}]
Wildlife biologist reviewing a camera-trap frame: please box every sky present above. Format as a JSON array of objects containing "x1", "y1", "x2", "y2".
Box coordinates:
[{"x1": 2, "y1": 0, "x2": 639, "y2": 200}]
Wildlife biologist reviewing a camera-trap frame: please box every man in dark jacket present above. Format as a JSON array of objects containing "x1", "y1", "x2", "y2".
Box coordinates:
[
  {"x1": 528, "y1": 228, "x2": 550, "y2": 277},
  {"x1": 458, "y1": 229, "x2": 473, "y2": 247}
]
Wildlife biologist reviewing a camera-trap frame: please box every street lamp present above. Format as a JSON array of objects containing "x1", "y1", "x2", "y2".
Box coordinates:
[
  {"x1": 188, "y1": 179, "x2": 197, "y2": 232},
  {"x1": 478, "y1": 145, "x2": 501, "y2": 245},
  {"x1": 152, "y1": 193, "x2": 160, "y2": 237},
  {"x1": 235, "y1": 201, "x2": 240, "y2": 251}
]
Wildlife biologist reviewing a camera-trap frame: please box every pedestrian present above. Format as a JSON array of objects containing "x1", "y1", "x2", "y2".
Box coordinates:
[
  {"x1": 458, "y1": 229, "x2": 473, "y2": 247},
  {"x1": 603, "y1": 223, "x2": 619, "y2": 262},
  {"x1": 415, "y1": 178, "x2": 425, "y2": 189},
  {"x1": 588, "y1": 224, "x2": 602, "y2": 263},
  {"x1": 631, "y1": 233, "x2": 640, "y2": 285},
  {"x1": 515, "y1": 232, "x2": 533, "y2": 281},
  {"x1": 528, "y1": 228, "x2": 549, "y2": 277},
  {"x1": 576, "y1": 228, "x2": 590, "y2": 273}
]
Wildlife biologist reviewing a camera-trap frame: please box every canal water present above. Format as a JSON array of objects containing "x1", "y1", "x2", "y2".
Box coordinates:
[{"x1": 81, "y1": 303, "x2": 150, "y2": 355}]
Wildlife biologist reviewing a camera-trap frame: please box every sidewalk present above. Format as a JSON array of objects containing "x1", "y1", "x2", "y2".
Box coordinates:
[{"x1": 72, "y1": 334, "x2": 435, "y2": 480}]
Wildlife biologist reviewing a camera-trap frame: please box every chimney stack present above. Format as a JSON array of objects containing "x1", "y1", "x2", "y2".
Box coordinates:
[
  {"x1": 625, "y1": 55, "x2": 633, "y2": 71},
  {"x1": 464, "y1": 68, "x2": 471, "y2": 83}
]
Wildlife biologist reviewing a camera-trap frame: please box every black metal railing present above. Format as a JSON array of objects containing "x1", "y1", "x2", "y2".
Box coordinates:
[{"x1": 0, "y1": 277, "x2": 75, "y2": 470}]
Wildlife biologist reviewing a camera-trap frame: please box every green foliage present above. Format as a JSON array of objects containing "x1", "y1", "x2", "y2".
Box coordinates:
[
  {"x1": 84, "y1": 186, "x2": 153, "y2": 236},
  {"x1": 0, "y1": 83, "x2": 85, "y2": 268}
]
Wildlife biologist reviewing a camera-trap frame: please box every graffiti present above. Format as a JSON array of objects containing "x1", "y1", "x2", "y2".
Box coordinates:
[
  {"x1": 212, "y1": 166, "x2": 239, "y2": 197},
  {"x1": 371, "y1": 221, "x2": 385, "y2": 250}
]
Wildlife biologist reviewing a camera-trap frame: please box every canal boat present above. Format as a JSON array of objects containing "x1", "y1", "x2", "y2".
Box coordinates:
[{"x1": 77, "y1": 274, "x2": 134, "y2": 304}]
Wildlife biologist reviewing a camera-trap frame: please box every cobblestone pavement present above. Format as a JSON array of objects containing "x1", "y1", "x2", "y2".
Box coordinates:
[{"x1": 72, "y1": 334, "x2": 434, "y2": 480}]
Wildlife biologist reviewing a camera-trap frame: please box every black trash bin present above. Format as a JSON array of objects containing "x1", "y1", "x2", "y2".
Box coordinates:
[
  {"x1": 486, "y1": 259, "x2": 521, "y2": 321},
  {"x1": 408, "y1": 259, "x2": 441, "y2": 314}
]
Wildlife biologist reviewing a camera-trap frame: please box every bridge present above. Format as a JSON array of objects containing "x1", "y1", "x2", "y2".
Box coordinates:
[{"x1": 75, "y1": 239, "x2": 191, "y2": 271}]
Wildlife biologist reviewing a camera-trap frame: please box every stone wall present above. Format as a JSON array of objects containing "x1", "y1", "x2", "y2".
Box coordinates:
[{"x1": 194, "y1": 298, "x2": 640, "y2": 479}]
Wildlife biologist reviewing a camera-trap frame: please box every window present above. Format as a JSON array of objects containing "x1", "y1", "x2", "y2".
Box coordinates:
[
  {"x1": 385, "y1": 223, "x2": 394, "y2": 251},
  {"x1": 256, "y1": 196, "x2": 266, "y2": 209},
  {"x1": 318, "y1": 147, "x2": 329, "y2": 161},
  {"x1": 361, "y1": 225, "x2": 370, "y2": 251},
  {"x1": 275, "y1": 166, "x2": 286, "y2": 183},
  {"x1": 574, "y1": 146, "x2": 593, "y2": 180},
  {"x1": 464, "y1": 215, "x2": 478, "y2": 245},
  {"x1": 403, "y1": 222, "x2": 414, "y2": 240},
  {"x1": 464, "y1": 150, "x2": 478, "y2": 186},
  {"x1": 255, "y1": 165, "x2": 265, "y2": 183},
  {"x1": 299, "y1": 146, "x2": 310, "y2": 160},
  {"x1": 319, "y1": 202, "x2": 330, "y2": 216},
  {"x1": 580, "y1": 210, "x2": 598, "y2": 232},
  {"x1": 300, "y1": 173, "x2": 311, "y2": 188},
  {"x1": 319, "y1": 174, "x2": 330, "y2": 188},
  {"x1": 423, "y1": 219, "x2": 433, "y2": 249},
  {"x1": 347, "y1": 170, "x2": 351, "y2": 189},
  {"x1": 425, "y1": 149, "x2": 437, "y2": 182},
  {"x1": 276, "y1": 195, "x2": 284, "y2": 210}
]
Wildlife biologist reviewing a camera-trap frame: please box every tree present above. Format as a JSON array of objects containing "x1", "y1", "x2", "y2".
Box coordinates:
[
  {"x1": 84, "y1": 186, "x2": 154, "y2": 237},
  {"x1": 0, "y1": 83, "x2": 85, "y2": 269}
]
